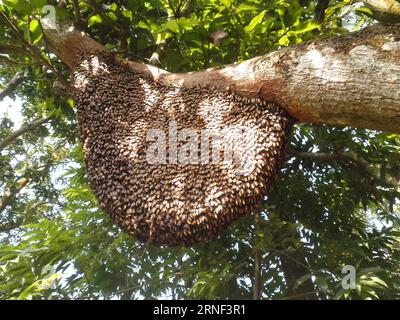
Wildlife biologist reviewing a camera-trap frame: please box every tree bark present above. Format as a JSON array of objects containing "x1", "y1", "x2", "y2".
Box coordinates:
[
  {"x1": 42, "y1": 22, "x2": 400, "y2": 134},
  {"x1": 356, "y1": 0, "x2": 400, "y2": 23}
]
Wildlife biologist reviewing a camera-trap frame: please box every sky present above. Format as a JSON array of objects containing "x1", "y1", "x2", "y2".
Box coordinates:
[{"x1": 0, "y1": 96, "x2": 24, "y2": 128}]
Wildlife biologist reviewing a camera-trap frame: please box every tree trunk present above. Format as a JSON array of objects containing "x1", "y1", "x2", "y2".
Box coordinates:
[{"x1": 42, "y1": 22, "x2": 400, "y2": 134}]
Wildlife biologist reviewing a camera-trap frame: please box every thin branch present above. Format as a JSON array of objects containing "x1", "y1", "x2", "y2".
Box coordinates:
[
  {"x1": 253, "y1": 210, "x2": 263, "y2": 300},
  {"x1": 86, "y1": 0, "x2": 122, "y2": 33},
  {"x1": 0, "y1": 141, "x2": 66, "y2": 216},
  {"x1": 0, "y1": 10, "x2": 68, "y2": 86},
  {"x1": 0, "y1": 71, "x2": 25, "y2": 101},
  {"x1": 288, "y1": 148, "x2": 400, "y2": 190},
  {"x1": 279, "y1": 290, "x2": 320, "y2": 300},
  {"x1": 72, "y1": 0, "x2": 85, "y2": 30},
  {"x1": 148, "y1": 0, "x2": 196, "y2": 66},
  {"x1": 315, "y1": 0, "x2": 330, "y2": 22},
  {"x1": 0, "y1": 54, "x2": 33, "y2": 67},
  {"x1": 0, "y1": 177, "x2": 29, "y2": 214},
  {"x1": 0, "y1": 115, "x2": 52, "y2": 152},
  {"x1": 0, "y1": 219, "x2": 23, "y2": 232},
  {"x1": 355, "y1": 0, "x2": 400, "y2": 23},
  {"x1": 0, "y1": 43, "x2": 29, "y2": 55},
  {"x1": 269, "y1": 247, "x2": 315, "y2": 274},
  {"x1": 166, "y1": 0, "x2": 178, "y2": 17}
]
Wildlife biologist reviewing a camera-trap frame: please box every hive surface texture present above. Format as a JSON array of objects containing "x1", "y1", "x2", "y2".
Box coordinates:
[{"x1": 73, "y1": 52, "x2": 294, "y2": 246}]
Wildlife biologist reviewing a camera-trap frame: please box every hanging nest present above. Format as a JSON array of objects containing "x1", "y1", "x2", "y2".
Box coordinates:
[{"x1": 73, "y1": 52, "x2": 294, "y2": 246}]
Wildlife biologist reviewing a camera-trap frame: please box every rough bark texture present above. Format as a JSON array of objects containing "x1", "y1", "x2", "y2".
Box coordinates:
[
  {"x1": 357, "y1": 0, "x2": 400, "y2": 23},
  {"x1": 42, "y1": 22, "x2": 400, "y2": 134}
]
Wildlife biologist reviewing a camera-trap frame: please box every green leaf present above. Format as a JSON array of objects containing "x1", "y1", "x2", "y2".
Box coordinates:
[
  {"x1": 29, "y1": 20, "x2": 42, "y2": 45},
  {"x1": 121, "y1": 9, "x2": 133, "y2": 22},
  {"x1": 88, "y1": 15, "x2": 102, "y2": 27},
  {"x1": 244, "y1": 10, "x2": 266, "y2": 33},
  {"x1": 30, "y1": 0, "x2": 46, "y2": 10},
  {"x1": 355, "y1": 6, "x2": 374, "y2": 16},
  {"x1": 333, "y1": 288, "x2": 348, "y2": 300},
  {"x1": 278, "y1": 34, "x2": 289, "y2": 46},
  {"x1": 237, "y1": 2, "x2": 259, "y2": 12},
  {"x1": 17, "y1": 282, "x2": 39, "y2": 300},
  {"x1": 360, "y1": 276, "x2": 388, "y2": 289},
  {"x1": 220, "y1": 0, "x2": 232, "y2": 8},
  {"x1": 3, "y1": 0, "x2": 30, "y2": 14},
  {"x1": 127, "y1": 0, "x2": 142, "y2": 12},
  {"x1": 289, "y1": 21, "x2": 321, "y2": 35},
  {"x1": 163, "y1": 19, "x2": 180, "y2": 33}
]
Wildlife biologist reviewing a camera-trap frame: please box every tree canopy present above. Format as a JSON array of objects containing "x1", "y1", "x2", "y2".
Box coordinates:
[{"x1": 0, "y1": 0, "x2": 399, "y2": 300}]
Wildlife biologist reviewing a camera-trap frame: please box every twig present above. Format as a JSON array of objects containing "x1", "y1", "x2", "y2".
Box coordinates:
[
  {"x1": 72, "y1": 0, "x2": 85, "y2": 30},
  {"x1": 0, "y1": 115, "x2": 53, "y2": 151},
  {"x1": 278, "y1": 290, "x2": 319, "y2": 300},
  {"x1": 0, "y1": 10, "x2": 68, "y2": 87},
  {"x1": 288, "y1": 148, "x2": 400, "y2": 190},
  {"x1": 253, "y1": 210, "x2": 263, "y2": 300},
  {"x1": 0, "y1": 71, "x2": 25, "y2": 101},
  {"x1": 0, "y1": 177, "x2": 30, "y2": 214},
  {"x1": 86, "y1": 0, "x2": 121, "y2": 33},
  {"x1": 0, "y1": 43, "x2": 29, "y2": 55}
]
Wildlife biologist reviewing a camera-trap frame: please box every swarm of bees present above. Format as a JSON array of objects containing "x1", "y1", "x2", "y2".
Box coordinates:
[{"x1": 73, "y1": 52, "x2": 294, "y2": 246}]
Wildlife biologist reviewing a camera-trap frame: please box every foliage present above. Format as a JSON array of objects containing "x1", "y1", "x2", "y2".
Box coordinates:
[{"x1": 0, "y1": 0, "x2": 399, "y2": 300}]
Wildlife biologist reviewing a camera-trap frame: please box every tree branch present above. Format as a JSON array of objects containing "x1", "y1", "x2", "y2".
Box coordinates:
[
  {"x1": 0, "y1": 177, "x2": 29, "y2": 214},
  {"x1": 0, "y1": 11, "x2": 68, "y2": 87},
  {"x1": 315, "y1": 0, "x2": 330, "y2": 22},
  {"x1": 288, "y1": 148, "x2": 400, "y2": 191},
  {"x1": 86, "y1": 0, "x2": 122, "y2": 33},
  {"x1": 0, "y1": 115, "x2": 52, "y2": 152},
  {"x1": 0, "y1": 54, "x2": 33, "y2": 67},
  {"x1": 0, "y1": 218, "x2": 23, "y2": 233},
  {"x1": 41, "y1": 22, "x2": 400, "y2": 133},
  {"x1": 356, "y1": 0, "x2": 400, "y2": 23},
  {"x1": 0, "y1": 142, "x2": 64, "y2": 216},
  {"x1": 253, "y1": 210, "x2": 262, "y2": 300},
  {"x1": 273, "y1": 229, "x2": 317, "y2": 299},
  {"x1": 72, "y1": 0, "x2": 85, "y2": 30},
  {"x1": 0, "y1": 71, "x2": 25, "y2": 101},
  {"x1": 0, "y1": 43, "x2": 29, "y2": 55}
]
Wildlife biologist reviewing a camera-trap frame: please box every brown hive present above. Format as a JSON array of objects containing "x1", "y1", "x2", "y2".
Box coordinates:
[{"x1": 73, "y1": 52, "x2": 294, "y2": 246}]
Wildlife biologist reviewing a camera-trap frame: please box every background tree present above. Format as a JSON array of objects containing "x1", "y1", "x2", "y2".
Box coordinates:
[{"x1": 0, "y1": 0, "x2": 399, "y2": 300}]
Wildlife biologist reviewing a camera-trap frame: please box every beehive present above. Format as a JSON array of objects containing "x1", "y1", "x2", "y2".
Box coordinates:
[{"x1": 73, "y1": 52, "x2": 294, "y2": 246}]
